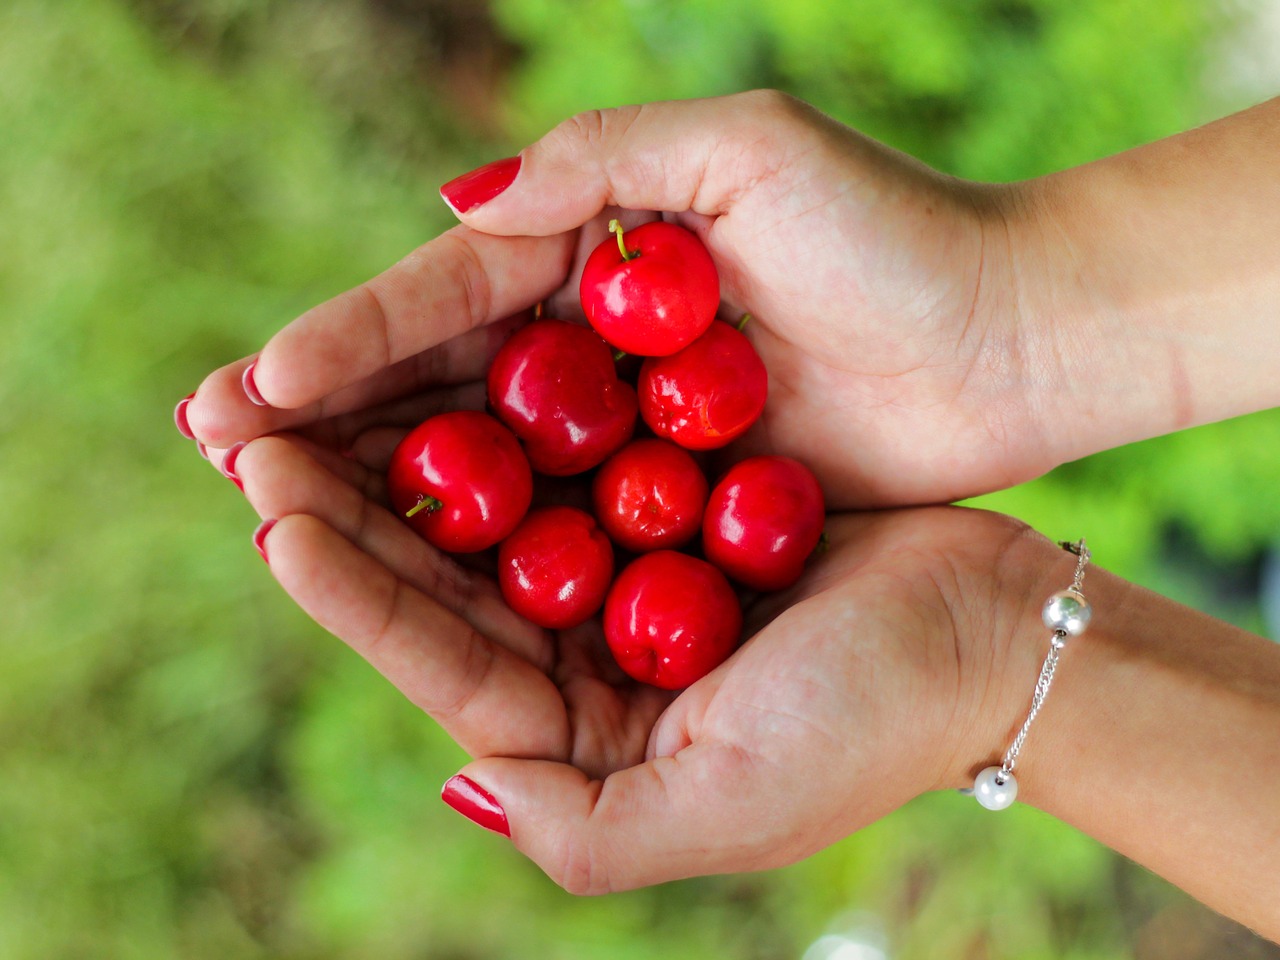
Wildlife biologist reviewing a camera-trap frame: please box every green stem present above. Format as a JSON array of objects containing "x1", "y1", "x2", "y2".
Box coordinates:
[
  {"x1": 613, "y1": 348, "x2": 628, "y2": 363},
  {"x1": 737, "y1": 313, "x2": 752, "y2": 332},
  {"x1": 609, "y1": 219, "x2": 637, "y2": 262},
  {"x1": 406, "y1": 495, "x2": 442, "y2": 519}
]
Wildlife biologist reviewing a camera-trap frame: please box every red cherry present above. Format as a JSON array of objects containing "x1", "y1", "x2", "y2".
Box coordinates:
[
  {"x1": 387, "y1": 411, "x2": 532, "y2": 553},
  {"x1": 592, "y1": 439, "x2": 708, "y2": 552},
  {"x1": 638, "y1": 319, "x2": 768, "y2": 449},
  {"x1": 487, "y1": 318, "x2": 637, "y2": 475},
  {"x1": 604, "y1": 551, "x2": 742, "y2": 690},
  {"x1": 579, "y1": 220, "x2": 719, "y2": 356},
  {"x1": 498, "y1": 506, "x2": 614, "y2": 630},
  {"x1": 703, "y1": 456, "x2": 825, "y2": 591}
]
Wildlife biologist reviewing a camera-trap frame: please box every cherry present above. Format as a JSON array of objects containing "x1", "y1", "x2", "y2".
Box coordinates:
[
  {"x1": 591, "y1": 439, "x2": 708, "y2": 552},
  {"x1": 638, "y1": 318, "x2": 768, "y2": 449},
  {"x1": 603, "y1": 551, "x2": 742, "y2": 690},
  {"x1": 498, "y1": 506, "x2": 614, "y2": 630},
  {"x1": 702, "y1": 456, "x2": 825, "y2": 591},
  {"x1": 579, "y1": 220, "x2": 719, "y2": 356},
  {"x1": 487, "y1": 318, "x2": 637, "y2": 475},
  {"x1": 387, "y1": 410, "x2": 532, "y2": 553}
]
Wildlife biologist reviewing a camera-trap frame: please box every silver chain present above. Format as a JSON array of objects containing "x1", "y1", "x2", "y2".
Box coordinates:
[{"x1": 995, "y1": 539, "x2": 1090, "y2": 784}]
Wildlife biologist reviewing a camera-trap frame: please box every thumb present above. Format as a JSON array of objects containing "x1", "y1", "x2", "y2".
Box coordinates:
[
  {"x1": 439, "y1": 90, "x2": 812, "y2": 235},
  {"x1": 441, "y1": 743, "x2": 775, "y2": 894}
]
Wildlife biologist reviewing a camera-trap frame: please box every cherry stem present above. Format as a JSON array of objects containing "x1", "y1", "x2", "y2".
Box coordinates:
[
  {"x1": 737, "y1": 313, "x2": 752, "y2": 332},
  {"x1": 609, "y1": 219, "x2": 638, "y2": 262},
  {"x1": 613, "y1": 348, "x2": 627, "y2": 363},
  {"x1": 405, "y1": 495, "x2": 442, "y2": 518}
]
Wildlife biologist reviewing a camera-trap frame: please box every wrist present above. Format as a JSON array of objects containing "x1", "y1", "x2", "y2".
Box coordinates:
[
  {"x1": 934, "y1": 521, "x2": 1079, "y2": 793},
  {"x1": 945, "y1": 178, "x2": 1079, "y2": 487},
  {"x1": 943, "y1": 521, "x2": 1280, "y2": 937},
  {"x1": 1007, "y1": 101, "x2": 1280, "y2": 463}
]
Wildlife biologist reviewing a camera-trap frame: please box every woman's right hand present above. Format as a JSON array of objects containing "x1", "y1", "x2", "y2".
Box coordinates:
[
  {"x1": 186, "y1": 91, "x2": 1280, "y2": 508},
  {"x1": 186, "y1": 90, "x2": 1057, "y2": 508}
]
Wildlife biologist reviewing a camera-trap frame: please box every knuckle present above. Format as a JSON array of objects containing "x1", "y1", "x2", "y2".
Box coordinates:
[
  {"x1": 438, "y1": 232, "x2": 492, "y2": 330},
  {"x1": 356, "y1": 281, "x2": 395, "y2": 367},
  {"x1": 557, "y1": 103, "x2": 644, "y2": 152},
  {"x1": 430, "y1": 626, "x2": 495, "y2": 721},
  {"x1": 739, "y1": 87, "x2": 805, "y2": 119},
  {"x1": 554, "y1": 835, "x2": 610, "y2": 897},
  {"x1": 562, "y1": 108, "x2": 609, "y2": 146}
]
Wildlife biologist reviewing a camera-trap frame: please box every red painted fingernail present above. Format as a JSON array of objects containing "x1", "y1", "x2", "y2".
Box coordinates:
[
  {"x1": 197, "y1": 441, "x2": 209, "y2": 461},
  {"x1": 252, "y1": 518, "x2": 277, "y2": 564},
  {"x1": 242, "y1": 360, "x2": 268, "y2": 406},
  {"x1": 440, "y1": 156, "x2": 521, "y2": 215},
  {"x1": 174, "y1": 393, "x2": 196, "y2": 439},
  {"x1": 441, "y1": 775, "x2": 510, "y2": 837},
  {"x1": 221, "y1": 441, "x2": 247, "y2": 491}
]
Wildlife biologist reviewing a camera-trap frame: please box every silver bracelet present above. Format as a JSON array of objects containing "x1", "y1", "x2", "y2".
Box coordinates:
[{"x1": 966, "y1": 538, "x2": 1092, "y2": 811}]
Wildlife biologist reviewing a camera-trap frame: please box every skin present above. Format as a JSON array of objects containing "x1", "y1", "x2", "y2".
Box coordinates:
[{"x1": 185, "y1": 91, "x2": 1280, "y2": 937}]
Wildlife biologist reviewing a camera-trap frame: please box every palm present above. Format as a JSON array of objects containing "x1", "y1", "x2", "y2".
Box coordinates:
[
  {"x1": 235, "y1": 432, "x2": 1014, "y2": 887},
  {"x1": 237, "y1": 428, "x2": 986, "y2": 791}
]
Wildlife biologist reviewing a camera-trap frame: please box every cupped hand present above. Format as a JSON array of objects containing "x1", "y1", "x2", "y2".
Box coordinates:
[
  {"x1": 185, "y1": 90, "x2": 1054, "y2": 508},
  {"x1": 228, "y1": 430, "x2": 1043, "y2": 893}
]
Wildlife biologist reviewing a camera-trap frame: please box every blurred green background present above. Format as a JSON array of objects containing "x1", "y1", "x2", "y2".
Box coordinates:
[{"x1": 2, "y1": 0, "x2": 1278, "y2": 957}]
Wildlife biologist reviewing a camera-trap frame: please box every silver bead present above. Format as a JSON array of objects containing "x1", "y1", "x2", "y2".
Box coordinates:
[
  {"x1": 1042, "y1": 589, "x2": 1091, "y2": 637},
  {"x1": 973, "y1": 766, "x2": 1018, "y2": 811}
]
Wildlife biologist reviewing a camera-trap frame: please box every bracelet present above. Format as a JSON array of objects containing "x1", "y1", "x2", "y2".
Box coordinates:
[{"x1": 966, "y1": 538, "x2": 1092, "y2": 811}]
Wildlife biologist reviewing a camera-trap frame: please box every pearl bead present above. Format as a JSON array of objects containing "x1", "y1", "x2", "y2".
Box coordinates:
[
  {"x1": 1042, "y1": 589, "x2": 1091, "y2": 637},
  {"x1": 973, "y1": 766, "x2": 1018, "y2": 811}
]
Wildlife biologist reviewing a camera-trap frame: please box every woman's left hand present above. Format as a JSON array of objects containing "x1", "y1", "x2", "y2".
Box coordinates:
[{"x1": 225, "y1": 429, "x2": 1038, "y2": 892}]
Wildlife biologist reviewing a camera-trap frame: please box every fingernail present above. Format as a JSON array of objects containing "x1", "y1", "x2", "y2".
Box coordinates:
[
  {"x1": 197, "y1": 441, "x2": 209, "y2": 461},
  {"x1": 441, "y1": 774, "x2": 510, "y2": 837},
  {"x1": 174, "y1": 393, "x2": 196, "y2": 440},
  {"x1": 440, "y1": 156, "x2": 521, "y2": 215},
  {"x1": 221, "y1": 441, "x2": 248, "y2": 491},
  {"x1": 252, "y1": 518, "x2": 277, "y2": 564},
  {"x1": 242, "y1": 360, "x2": 269, "y2": 407}
]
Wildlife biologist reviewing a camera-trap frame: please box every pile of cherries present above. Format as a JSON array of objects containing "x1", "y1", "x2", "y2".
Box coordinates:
[{"x1": 387, "y1": 220, "x2": 824, "y2": 690}]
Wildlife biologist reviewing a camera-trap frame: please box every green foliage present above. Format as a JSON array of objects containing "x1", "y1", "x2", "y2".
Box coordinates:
[
  {"x1": 1, "y1": 0, "x2": 1274, "y2": 958},
  {"x1": 492, "y1": 0, "x2": 1225, "y2": 178}
]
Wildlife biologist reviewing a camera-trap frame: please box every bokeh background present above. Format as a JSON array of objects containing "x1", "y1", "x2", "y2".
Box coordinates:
[{"x1": 3, "y1": 0, "x2": 1279, "y2": 957}]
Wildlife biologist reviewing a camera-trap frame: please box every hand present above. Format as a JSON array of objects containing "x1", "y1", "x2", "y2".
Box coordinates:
[
  {"x1": 184, "y1": 90, "x2": 1052, "y2": 508},
  {"x1": 226, "y1": 430, "x2": 1038, "y2": 892}
]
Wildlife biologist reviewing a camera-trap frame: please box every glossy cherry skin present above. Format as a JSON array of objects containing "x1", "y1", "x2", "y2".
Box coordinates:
[
  {"x1": 579, "y1": 221, "x2": 719, "y2": 356},
  {"x1": 592, "y1": 439, "x2": 708, "y2": 552},
  {"x1": 703, "y1": 456, "x2": 825, "y2": 591},
  {"x1": 638, "y1": 319, "x2": 768, "y2": 449},
  {"x1": 498, "y1": 507, "x2": 614, "y2": 630},
  {"x1": 604, "y1": 551, "x2": 742, "y2": 690},
  {"x1": 487, "y1": 318, "x2": 637, "y2": 475},
  {"x1": 387, "y1": 411, "x2": 532, "y2": 553}
]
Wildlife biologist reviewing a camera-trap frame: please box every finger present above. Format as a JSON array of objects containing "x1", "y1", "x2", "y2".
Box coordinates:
[
  {"x1": 239, "y1": 436, "x2": 553, "y2": 671},
  {"x1": 203, "y1": 378, "x2": 484, "y2": 502},
  {"x1": 206, "y1": 434, "x2": 377, "y2": 499},
  {"x1": 447, "y1": 742, "x2": 787, "y2": 893},
  {"x1": 254, "y1": 228, "x2": 569, "y2": 409},
  {"x1": 443, "y1": 90, "x2": 814, "y2": 233},
  {"x1": 195, "y1": 227, "x2": 573, "y2": 433},
  {"x1": 188, "y1": 309, "x2": 529, "y2": 449},
  {"x1": 288, "y1": 381, "x2": 487, "y2": 461},
  {"x1": 259, "y1": 513, "x2": 569, "y2": 760},
  {"x1": 343, "y1": 427, "x2": 408, "y2": 476}
]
